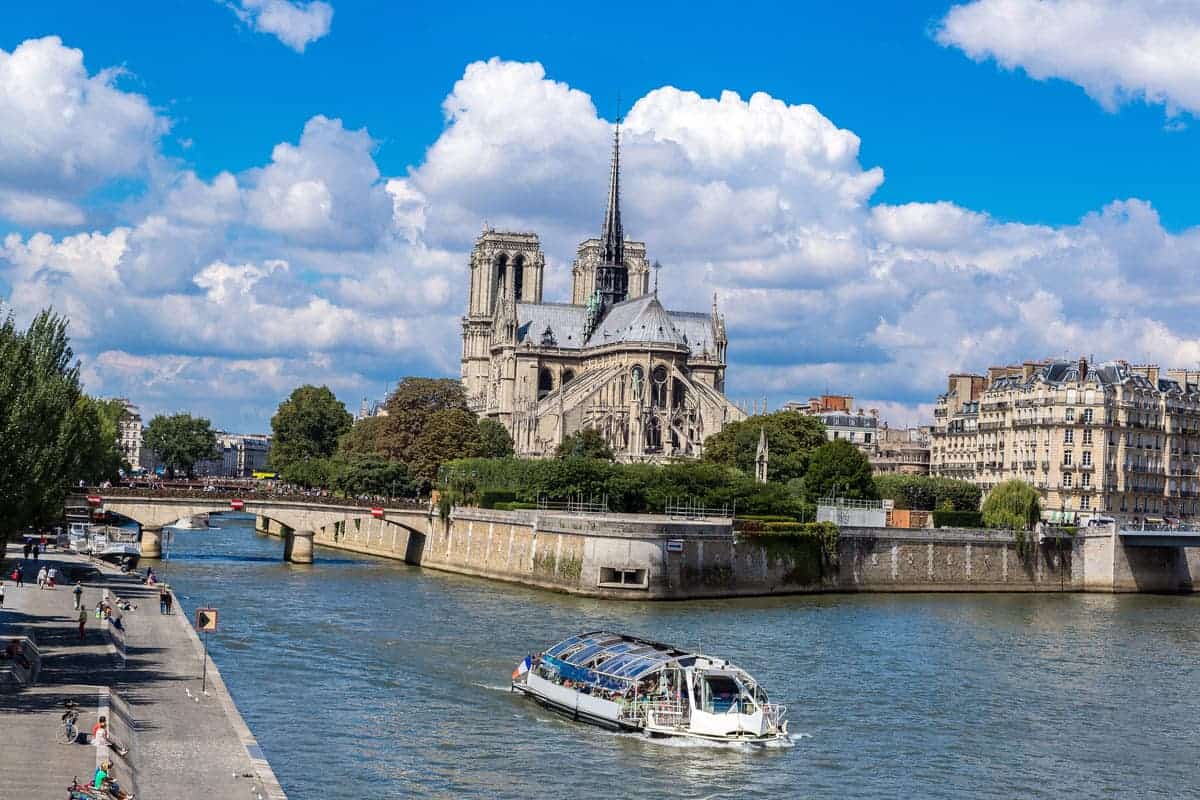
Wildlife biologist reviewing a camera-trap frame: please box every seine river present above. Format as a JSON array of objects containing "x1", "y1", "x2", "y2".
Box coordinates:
[{"x1": 156, "y1": 515, "x2": 1199, "y2": 799}]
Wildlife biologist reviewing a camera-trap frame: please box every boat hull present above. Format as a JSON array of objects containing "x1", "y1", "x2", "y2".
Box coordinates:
[{"x1": 512, "y1": 683, "x2": 638, "y2": 732}]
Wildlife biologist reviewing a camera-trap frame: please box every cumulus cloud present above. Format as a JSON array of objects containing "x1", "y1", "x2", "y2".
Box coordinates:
[
  {"x1": 226, "y1": 0, "x2": 333, "y2": 53},
  {"x1": 937, "y1": 0, "x2": 1200, "y2": 116},
  {"x1": 0, "y1": 36, "x2": 167, "y2": 226},
  {"x1": 5, "y1": 46, "x2": 1200, "y2": 431}
]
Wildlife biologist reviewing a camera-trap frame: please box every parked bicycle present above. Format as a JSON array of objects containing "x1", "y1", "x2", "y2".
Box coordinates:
[
  {"x1": 66, "y1": 775, "x2": 103, "y2": 799},
  {"x1": 57, "y1": 699, "x2": 80, "y2": 745}
]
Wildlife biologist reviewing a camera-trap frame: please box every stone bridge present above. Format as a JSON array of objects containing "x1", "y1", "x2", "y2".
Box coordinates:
[{"x1": 83, "y1": 493, "x2": 433, "y2": 564}]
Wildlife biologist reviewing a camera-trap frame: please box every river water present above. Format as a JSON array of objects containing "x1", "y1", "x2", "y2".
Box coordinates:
[{"x1": 155, "y1": 515, "x2": 1200, "y2": 799}]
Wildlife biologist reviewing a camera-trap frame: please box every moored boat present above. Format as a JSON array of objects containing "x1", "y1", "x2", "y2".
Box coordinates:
[
  {"x1": 511, "y1": 631, "x2": 788, "y2": 744},
  {"x1": 89, "y1": 526, "x2": 141, "y2": 569}
]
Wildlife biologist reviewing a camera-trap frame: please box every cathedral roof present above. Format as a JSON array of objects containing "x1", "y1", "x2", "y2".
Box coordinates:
[{"x1": 515, "y1": 295, "x2": 717, "y2": 357}]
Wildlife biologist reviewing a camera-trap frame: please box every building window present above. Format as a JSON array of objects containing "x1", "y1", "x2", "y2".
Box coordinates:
[
  {"x1": 1082, "y1": 451, "x2": 1092, "y2": 466},
  {"x1": 1063, "y1": 473, "x2": 1073, "y2": 488},
  {"x1": 1064, "y1": 429, "x2": 1074, "y2": 444},
  {"x1": 537, "y1": 368, "x2": 553, "y2": 400},
  {"x1": 1064, "y1": 451, "x2": 1073, "y2": 466},
  {"x1": 1066, "y1": 407, "x2": 1076, "y2": 422},
  {"x1": 1083, "y1": 429, "x2": 1092, "y2": 445},
  {"x1": 1081, "y1": 494, "x2": 1091, "y2": 509},
  {"x1": 1082, "y1": 473, "x2": 1091, "y2": 488},
  {"x1": 1084, "y1": 408, "x2": 1093, "y2": 423}
]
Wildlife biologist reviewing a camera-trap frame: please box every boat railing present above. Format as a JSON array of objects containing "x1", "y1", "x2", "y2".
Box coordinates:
[
  {"x1": 643, "y1": 701, "x2": 689, "y2": 730},
  {"x1": 763, "y1": 703, "x2": 787, "y2": 728}
]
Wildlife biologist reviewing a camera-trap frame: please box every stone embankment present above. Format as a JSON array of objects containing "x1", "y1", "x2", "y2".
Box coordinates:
[
  {"x1": 0, "y1": 542, "x2": 286, "y2": 799},
  {"x1": 257, "y1": 506, "x2": 1200, "y2": 599}
]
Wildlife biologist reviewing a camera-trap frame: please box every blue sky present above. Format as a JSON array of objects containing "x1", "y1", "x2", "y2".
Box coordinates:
[{"x1": 2, "y1": 0, "x2": 1200, "y2": 431}]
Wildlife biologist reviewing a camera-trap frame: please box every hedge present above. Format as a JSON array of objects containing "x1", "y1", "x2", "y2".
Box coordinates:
[
  {"x1": 479, "y1": 490, "x2": 517, "y2": 509},
  {"x1": 874, "y1": 474, "x2": 981, "y2": 512},
  {"x1": 493, "y1": 501, "x2": 538, "y2": 511},
  {"x1": 931, "y1": 510, "x2": 984, "y2": 528}
]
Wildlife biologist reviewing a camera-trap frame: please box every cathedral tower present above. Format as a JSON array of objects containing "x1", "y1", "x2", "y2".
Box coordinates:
[{"x1": 593, "y1": 125, "x2": 629, "y2": 309}]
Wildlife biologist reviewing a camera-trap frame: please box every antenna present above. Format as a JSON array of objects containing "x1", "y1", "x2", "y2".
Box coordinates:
[{"x1": 652, "y1": 260, "x2": 662, "y2": 294}]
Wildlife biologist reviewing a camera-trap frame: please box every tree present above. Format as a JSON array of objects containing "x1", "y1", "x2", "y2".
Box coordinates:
[
  {"x1": 477, "y1": 418, "x2": 514, "y2": 458},
  {"x1": 802, "y1": 438, "x2": 879, "y2": 505},
  {"x1": 376, "y1": 377, "x2": 469, "y2": 462},
  {"x1": 703, "y1": 412, "x2": 827, "y2": 483},
  {"x1": 64, "y1": 396, "x2": 128, "y2": 484},
  {"x1": 144, "y1": 413, "x2": 218, "y2": 478},
  {"x1": 338, "y1": 415, "x2": 387, "y2": 457},
  {"x1": 333, "y1": 455, "x2": 415, "y2": 498},
  {"x1": 555, "y1": 428, "x2": 613, "y2": 461},
  {"x1": 407, "y1": 408, "x2": 483, "y2": 485},
  {"x1": 270, "y1": 385, "x2": 352, "y2": 472},
  {"x1": 982, "y1": 480, "x2": 1042, "y2": 530},
  {"x1": 280, "y1": 456, "x2": 336, "y2": 489},
  {"x1": 874, "y1": 474, "x2": 981, "y2": 511},
  {"x1": 0, "y1": 309, "x2": 82, "y2": 537}
]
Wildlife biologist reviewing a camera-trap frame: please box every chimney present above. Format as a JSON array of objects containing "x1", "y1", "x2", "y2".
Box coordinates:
[
  {"x1": 1078, "y1": 356, "x2": 1088, "y2": 383},
  {"x1": 1022, "y1": 361, "x2": 1037, "y2": 382},
  {"x1": 1148, "y1": 365, "x2": 1159, "y2": 384}
]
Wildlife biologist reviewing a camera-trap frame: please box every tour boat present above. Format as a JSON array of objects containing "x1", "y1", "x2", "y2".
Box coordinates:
[
  {"x1": 511, "y1": 631, "x2": 788, "y2": 744},
  {"x1": 89, "y1": 528, "x2": 141, "y2": 569},
  {"x1": 67, "y1": 522, "x2": 93, "y2": 554}
]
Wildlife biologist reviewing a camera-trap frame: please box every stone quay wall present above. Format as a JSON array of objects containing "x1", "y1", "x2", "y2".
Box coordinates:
[{"x1": 255, "y1": 509, "x2": 1199, "y2": 598}]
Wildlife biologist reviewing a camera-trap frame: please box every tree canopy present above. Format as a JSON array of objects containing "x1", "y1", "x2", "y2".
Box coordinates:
[
  {"x1": 332, "y1": 455, "x2": 415, "y2": 498},
  {"x1": 408, "y1": 408, "x2": 482, "y2": 484},
  {"x1": 801, "y1": 438, "x2": 879, "y2": 505},
  {"x1": 477, "y1": 418, "x2": 515, "y2": 458},
  {"x1": 703, "y1": 412, "x2": 826, "y2": 483},
  {"x1": 981, "y1": 480, "x2": 1042, "y2": 530},
  {"x1": 64, "y1": 396, "x2": 129, "y2": 485},
  {"x1": 270, "y1": 385, "x2": 352, "y2": 471},
  {"x1": 555, "y1": 428, "x2": 614, "y2": 461},
  {"x1": 144, "y1": 413, "x2": 218, "y2": 478},
  {"x1": 377, "y1": 377, "x2": 469, "y2": 461},
  {"x1": 874, "y1": 474, "x2": 981, "y2": 512}
]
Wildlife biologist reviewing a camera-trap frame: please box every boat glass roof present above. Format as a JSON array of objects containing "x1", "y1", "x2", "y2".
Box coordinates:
[{"x1": 543, "y1": 632, "x2": 690, "y2": 680}]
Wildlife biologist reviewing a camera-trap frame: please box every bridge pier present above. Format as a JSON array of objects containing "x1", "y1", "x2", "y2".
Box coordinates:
[
  {"x1": 140, "y1": 525, "x2": 163, "y2": 559},
  {"x1": 286, "y1": 529, "x2": 314, "y2": 564}
]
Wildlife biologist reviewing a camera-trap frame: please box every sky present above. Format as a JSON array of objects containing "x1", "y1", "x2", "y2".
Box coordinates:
[{"x1": 2, "y1": 0, "x2": 1200, "y2": 433}]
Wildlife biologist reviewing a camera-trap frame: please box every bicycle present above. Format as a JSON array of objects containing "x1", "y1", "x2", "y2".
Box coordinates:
[
  {"x1": 66, "y1": 775, "x2": 103, "y2": 799},
  {"x1": 57, "y1": 699, "x2": 80, "y2": 745}
]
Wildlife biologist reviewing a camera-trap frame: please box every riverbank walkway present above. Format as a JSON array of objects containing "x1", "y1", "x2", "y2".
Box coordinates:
[{"x1": 0, "y1": 542, "x2": 285, "y2": 799}]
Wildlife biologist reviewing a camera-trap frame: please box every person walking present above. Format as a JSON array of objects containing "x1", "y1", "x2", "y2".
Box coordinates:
[
  {"x1": 46, "y1": 566, "x2": 58, "y2": 588},
  {"x1": 158, "y1": 585, "x2": 169, "y2": 615},
  {"x1": 78, "y1": 608, "x2": 87, "y2": 642},
  {"x1": 32, "y1": 542, "x2": 39, "y2": 560},
  {"x1": 12, "y1": 564, "x2": 22, "y2": 588},
  {"x1": 22, "y1": 539, "x2": 30, "y2": 559},
  {"x1": 36, "y1": 565, "x2": 47, "y2": 590},
  {"x1": 0, "y1": 580, "x2": 5, "y2": 608},
  {"x1": 73, "y1": 581, "x2": 83, "y2": 610}
]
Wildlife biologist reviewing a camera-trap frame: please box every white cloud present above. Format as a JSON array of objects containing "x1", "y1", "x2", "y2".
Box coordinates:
[
  {"x1": 0, "y1": 36, "x2": 166, "y2": 226},
  {"x1": 937, "y1": 0, "x2": 1200, "y2": 115},
  {"x1": 7, "y1": 49, "x2": 1200, "y2": 431},
  {"x1": 227, "y1": 0, "x2": 333, "y2": 53}
]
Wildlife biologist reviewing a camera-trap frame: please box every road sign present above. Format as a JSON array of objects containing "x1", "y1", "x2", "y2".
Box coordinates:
[
  {"x1": 371, "y1": 506, "x2": 384, "y2": 519},
  {"x1": 229, "y1": 498, "x2": 245, "y2": 511},
  {"x1": 666, "y1": 539, "x2": 684, "y2": 553},
  {"x1": 86, "y1": 495, "x2": 102, "y2": 506},
  {"x1": 196, "y1": 607, "x2": 219, "y2": 632}
]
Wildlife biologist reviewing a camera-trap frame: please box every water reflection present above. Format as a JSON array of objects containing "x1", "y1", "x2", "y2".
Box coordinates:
[{"x1": 159, "y1": 518, "x2": 1200, "y2": 800}]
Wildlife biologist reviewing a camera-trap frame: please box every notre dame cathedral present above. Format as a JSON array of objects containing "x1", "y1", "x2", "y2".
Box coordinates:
[{"x1": 460, "y1": 128, "x2": 745, "y2": 461}]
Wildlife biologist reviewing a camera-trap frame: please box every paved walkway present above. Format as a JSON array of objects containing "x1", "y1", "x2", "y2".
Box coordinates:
[{"x1": 0, "y1": 542, "x2": 284, "y2": 799}]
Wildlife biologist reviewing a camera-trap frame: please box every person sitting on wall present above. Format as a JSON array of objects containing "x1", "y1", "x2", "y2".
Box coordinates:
[{"x1": 92, "y1": 716, "x2": 130, "y2": 757}]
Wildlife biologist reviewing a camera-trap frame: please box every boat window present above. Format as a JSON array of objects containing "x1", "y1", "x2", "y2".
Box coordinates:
[
  {"x1": 546, "y1": 637, "x2": 583, "y2": 657},
  {"x1": 699, "y1": 675, "x2": 741, "y2": 713}
]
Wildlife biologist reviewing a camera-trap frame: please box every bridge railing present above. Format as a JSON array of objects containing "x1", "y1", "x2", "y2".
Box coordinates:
[{"x1": 74, "y1": 486, "x2": 428, "y2": 512}]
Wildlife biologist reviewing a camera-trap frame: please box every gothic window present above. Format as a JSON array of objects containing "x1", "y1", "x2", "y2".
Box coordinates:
[
  {"x1": 513, "y1": 254, "x2": 525, "y2": 301},
  {"x1": 538, "y1": 368, "x2": 553, "y2": 400},
  {"x1": 562, "y1": 369, "x2": 575, "y2": 385},
  {"x1": 494, "y1": 254, "x2": 508, "y2": 306},
  {"x1": 651, "y1": 365, "x2": 669, "y2": 408},
  {"x1": 646, "y1": 417, "x2": 662, "y2": 452},
  {"x1": 672, "y1": 378, "x2": 686, "y2": 409}
]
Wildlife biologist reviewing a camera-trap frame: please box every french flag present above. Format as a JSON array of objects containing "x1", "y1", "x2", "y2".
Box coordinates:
[{"x1": 512, "y1": 656, "x2": 531, "y2": 680}]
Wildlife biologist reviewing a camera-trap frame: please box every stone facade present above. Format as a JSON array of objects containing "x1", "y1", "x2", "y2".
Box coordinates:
[
  {"x1": 460, "y1": 128, "x2": 744, "y2": 461},
  {"x1": 871, "y1": 425, "x2": 932, "y2": 475},
  {"x1": 931, "y1": 358, "x2": 1200, "y2": 522},
  {"x1": 114, "y1": 398, "x2": 143, "y2": 471}
]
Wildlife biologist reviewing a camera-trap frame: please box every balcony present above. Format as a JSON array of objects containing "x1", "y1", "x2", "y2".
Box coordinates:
[
  {"x1": 1078, "y1": 463, "x2": 1094, "y2": 472},
  {"x1": 1040, "y1": 461, "x2": 1050, "y2": 470}
]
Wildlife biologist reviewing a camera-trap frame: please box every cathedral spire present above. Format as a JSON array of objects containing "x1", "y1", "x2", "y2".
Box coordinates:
[{"x1": 600, "y1": 123, "x2": 624, "y2": 267}]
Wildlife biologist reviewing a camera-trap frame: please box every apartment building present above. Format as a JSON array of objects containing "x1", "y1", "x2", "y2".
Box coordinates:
[
  {"x1": 872, "y1": 425, "x2": 932, "y2": 475},
  {"x1": 931, "y1": 359, "x2": 1200, "y2": 522},
  {"x1": 114, "y1": 398, "x2": 143, "y2": 472},
  {"x1": 784, "y1": 394, "x2": 880, "y2": 452}
]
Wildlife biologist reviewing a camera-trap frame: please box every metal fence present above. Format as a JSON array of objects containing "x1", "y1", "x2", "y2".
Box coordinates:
[{"x1": 537, "y1": 494, "x2": 610, "y2": 514}]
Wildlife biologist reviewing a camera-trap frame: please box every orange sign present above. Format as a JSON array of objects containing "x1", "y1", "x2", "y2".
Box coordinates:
[{"x1": 195, "y1": 608, "x2": 219, "y2": 632}]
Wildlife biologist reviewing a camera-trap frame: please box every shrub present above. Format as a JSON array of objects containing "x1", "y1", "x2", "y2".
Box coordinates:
[
  {"x1": 479, "y1": 490, "x2": 517, "y2": 509},
  {"x1": 931, "y1": 510, "x2": 984, "y2": 528},
  {"x1": 981, "y1": 479, "x2": 1041, "y2": 531},
  {"x1": 874, "y1": 474, "x2": 981, "y2": 512}
]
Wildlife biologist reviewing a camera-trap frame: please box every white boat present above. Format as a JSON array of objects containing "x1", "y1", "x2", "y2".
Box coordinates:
[
  {"x1": 67, "y1": 522, "x2": 93, "y2": 554},
  {"x1": 169, "y1": 514, "x2": 210, "y2": 530},
  {"x1": 511, "y1": 631, "x2": 788, "y2": 744},
  {"x1": 89, "y1": 526, "x2": 141, "y2": 569}
]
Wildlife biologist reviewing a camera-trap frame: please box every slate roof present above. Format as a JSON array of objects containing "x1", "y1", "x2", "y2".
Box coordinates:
[{"x1": 515, "y1": 295, "x2": 716, "y2": 357}]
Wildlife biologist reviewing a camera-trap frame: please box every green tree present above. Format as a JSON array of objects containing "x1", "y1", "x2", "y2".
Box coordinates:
[
  {"x1": 555, "y1": 427, "x2": 614, "y2": 461},
  {"x1": 280, "y1": 456, "x2": 336, "y2": 489},
  {"x1": 874, "y1": 474, "x2": 981, "y2": 511},
  {"x1": 338, "y1": 415, "x2": 387, "y2": 457},
  {"x1": 333, "y1": 455, "x2": 415, "y2": 498},
  {"x1": 0, "y1": 309, "x2": 81, "y2": 537},
  {"x1": 981, "y1": 479, "x2": 1042, "y2": 530},
  {"x1": 802, "y1": 438, "x2": 879, "y2": 505},
  {"x1": 477, "y1": 418, "x2": 515, "y2": 458},
  {"x1": 270, "y1": 385, "x2": 352, "y2": 472},
  {"x1": 377, "y1": 377, "x2": 469, "y2": 461},
  {"x1": 408, "y1": 408, "x2": 483, "y2": 485},
  {"x1": 144, "y1": 413, "x2": 218, "y2": 478},
  {"x1": 703, "y1": 412, "x2": 827, "y2": 483},
  {"x1": 64, "y1": 396, "x2": 128, "y2": 484}
]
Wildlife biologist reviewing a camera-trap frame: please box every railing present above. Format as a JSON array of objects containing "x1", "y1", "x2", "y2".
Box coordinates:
[
  {"x1": 537, "y1": 494, "x2": 610, "y2": 514},
  {"x1": 764, "y1": 702, "x2": 788, "y2": 729},
  {"x1": 665, "y1": 498, "x2": 733, "y2": 519},
  {"x1": 642, "y1": 702, "x2": 690, "y2": 730}
]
